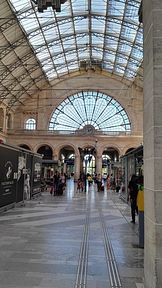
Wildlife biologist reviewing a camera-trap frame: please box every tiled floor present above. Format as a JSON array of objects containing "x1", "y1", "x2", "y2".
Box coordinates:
[{"x1": 0, "y1": 179, "x2": 144, "y2": 288}]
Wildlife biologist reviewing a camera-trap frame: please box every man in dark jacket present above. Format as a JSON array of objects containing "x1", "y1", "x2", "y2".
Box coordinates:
[{"x1": 128, "y1": 174, "x2": 138, "y2": 223}]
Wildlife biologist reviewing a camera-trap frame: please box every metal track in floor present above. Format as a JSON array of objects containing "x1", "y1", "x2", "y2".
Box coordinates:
[
  {"x1": 74, "y1": 208, "x2": 90, "y2": 288},
  {"x1": 99, "y1": 207, "x2": 122, "y2": 288}
]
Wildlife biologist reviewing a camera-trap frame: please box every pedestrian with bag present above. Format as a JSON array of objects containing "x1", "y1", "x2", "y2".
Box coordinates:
[{"x1": 128, "y1": 174, "x2": 138, "y2": 223}]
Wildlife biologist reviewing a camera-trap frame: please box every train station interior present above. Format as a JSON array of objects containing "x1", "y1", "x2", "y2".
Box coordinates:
[{"x1": 0, "y1": 0, "x2": 161, "y2": 287}]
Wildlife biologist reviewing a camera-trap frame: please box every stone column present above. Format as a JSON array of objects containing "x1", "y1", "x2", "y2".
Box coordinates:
[
  {"x1": 74, "y1": 155, "x2": 80, "y2": 181},
  {"x1": 53, "y1": 153, "x2": 58, "y2": 162},
  {"x1": 0, "y1": 108, "x2": 6, "y2": 132},
  {"x1": 96, "y1": 154, "x2": 102, "y2": 176},
  {"x1": 63, "y1": 163, "x2": 67, "y2": 174},
  {"x1": 3, "y1": 108, "x2": 7, "y2": 133},
  {"x1": 143, "y1": 1, "x2": 162, "y2": 287}
]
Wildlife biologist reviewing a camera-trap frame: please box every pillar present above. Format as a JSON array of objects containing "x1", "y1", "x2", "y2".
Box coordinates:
[
  {"x1": 53, "y1": 153, "x2": 58, "y2": 162},
  {"x1": 74, "y1": 155, "x2": 80, "y2": 181},
  {"x1": 96, "y1": 154, "x2": 102, "y2": 176},
  {"x1": 0, "y1": 108, "x2": 4, "y2": 131},
  {"x1": 143, "y1": 1, "x2": 162, "y2": 287},
  {"x1": 3, "y1": 108, "x2": 7, "y2": 133},
  {"x1": 63, "y1": 162, "x2": 67, "y2": 174}
]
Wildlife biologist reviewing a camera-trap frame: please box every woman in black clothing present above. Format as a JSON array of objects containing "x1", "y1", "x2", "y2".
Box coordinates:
[
  {"x1": 128, "y1": 174, "x2": 138, "y2": 223},
  {"x1": 53, "y1": 171, "x2": 60, "y2": 196}
]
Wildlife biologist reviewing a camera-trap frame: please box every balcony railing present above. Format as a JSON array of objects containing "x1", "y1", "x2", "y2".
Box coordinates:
[{"x1": 7, "y1": 129, "x2": 133, "y2": 136}]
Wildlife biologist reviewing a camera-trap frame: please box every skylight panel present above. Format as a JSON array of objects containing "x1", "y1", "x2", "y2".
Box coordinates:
[
  {"x1": 69, "y1": 63, "x2": 79, "y2": 71},
  {"x1": 41, "y1": 58, "x2": 50, "y2": 66},
  {"x1": 72, "y1": 0, "x2": 86, "y2": 13},
  {"x1": 92, "y1": 18, "x2": 105, "y2": 33},
  {"x1": 104, "y1": 63, "x2": 114, "y2": 71},
  {"x1": 92, "y1": 0, "x2": 106, "y2": 14},
  {"x1": 92, "y1": 34, "x2": 104, "y2": 48},
  {"x1": 79, "y1": 51, "x2": 89, "y2": 59},
  {"x1": 20, "y1": 17, "x2": 38, "y2": 32},
  {"x1": 63, "y1": 38, "x2": 75, "y2": 49},
  {"x1": 125, "y1": 70, "x2": 136, "y2": 78},
  {"x1": 110, "y1": 0, "x2": 125, "y2": 16},
  {"x1": 54, "y1": 57, "x2": 65, "y2": 66},
  {"x1": 43, "y1": 67, "x2": 55, "y2": 77},
  {"x1": 38, "y1": 9, "x2": 54, "y2": 25},
  {"x1": 122, "y1": 26, "x2": 136, "y2": 41},
  {"x1": 75, "y1": 17, "x2": 88, "y2": 31},
  {"x1": 115, "y1": 66, "x2": 125, "y2": 75},
  {"x1": 43, "y1": 29, "x2": 58, "y2": 41},
  {"x1": 57, "y1": 67, "x2": 69, "y2": 74},
  {"x1": 67, "y1": 50, "x2": 79, "y2": 60},
  {"x1": 116, "y1": 57, "x2": 127, "y2": 66},
  {"x1": 31, "y1": 34, "x2": 44, "y2": 46},
  {"x1": 41, "y1": 21, "x2": 59, "y2": 33},
  {"x1": 119, "y1": 43, "x2": 132, "y2": 56},
  {"x1": 109, "y1": 2, "x2": 116, "y2": 16},
  {"x1": 50, "y1": 46, "x2": 63, "y2": 57},
  {"x1": 131, "y1": 48, "x2": 143, "y2": 60},
  {"x1": 91, "y1": 51, "x2": 102, "y2": 61},
  {"x1": 43, "y1": 64, "x2": 53, "y2": 71},
  {"x1": 37, "y1": 49, "x2": 49, "y2": 60},
  {"x1": 77, "y1": 38, "x2": 88, "y2": 51},
  {"x1": 106, "y1": 38, "x2": 118, "y2": 50},
  {"x1": 59, "y1": 21, "x2": 73, "y2": 34},
  {"x1": 127, "y1": 62, "x2": 138, "y2": 72},
  {"x1": 53, "y1": 0, "x2": 69, "y2": 16},
  {"x1": 10, "y1": 0, "x2": 30, "y2": 11},
  {"x1": 125, "y1": 3, "x2": 139, "y2": 20},
  {"x1": 136, "y1": 30, "x2": 143, "y2": 43},
  {"x1": 108, "y1": 21, "x2": 121, "y2": 35}
]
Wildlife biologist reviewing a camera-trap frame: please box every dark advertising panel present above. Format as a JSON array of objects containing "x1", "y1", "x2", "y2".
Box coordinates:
[
  {"x1": 0, "y1": 145, "x2": 18, "y2": 208},
  {"x1": 31, "y1": 155, "x2": 42, "y2": 197}
]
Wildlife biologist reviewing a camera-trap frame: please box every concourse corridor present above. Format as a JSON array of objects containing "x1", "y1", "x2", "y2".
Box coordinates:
[{"x1": 0, "y1": 180, "x2": 144, "y2": 288}]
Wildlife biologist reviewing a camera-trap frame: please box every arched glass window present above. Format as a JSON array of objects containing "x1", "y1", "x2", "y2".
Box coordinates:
[
  {"x1": 49, "y1": 91, "x2": 131, "y2": 132},
  {"x1": 25, "y1": 118, "x2": 36, "y2": 130}
]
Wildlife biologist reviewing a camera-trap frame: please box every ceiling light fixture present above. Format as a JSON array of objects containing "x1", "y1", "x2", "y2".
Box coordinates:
[{"x1": 32, "y1": 0, "x2": 67, "y2": 13}]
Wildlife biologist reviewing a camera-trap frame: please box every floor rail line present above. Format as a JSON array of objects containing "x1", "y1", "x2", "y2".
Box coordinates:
[
  {"x1": 74, "y1": 208, "x2": 90, "y2": 288},
  {"x1": 99, "y1": 207, "x2": 122, "y2": 288}
]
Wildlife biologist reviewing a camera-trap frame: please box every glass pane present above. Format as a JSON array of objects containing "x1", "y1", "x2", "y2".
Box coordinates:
[
  {"x1": 25, "y1": 118, "x2": 36, "y2": 130},
  {"x1": 49, "y1": 91, "x2": 131, "y2": 132}
]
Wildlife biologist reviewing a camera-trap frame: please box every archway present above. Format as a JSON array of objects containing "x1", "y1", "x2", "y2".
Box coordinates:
[
  {"x1": 37, "y1": 145, "x2": 53, "y2": 181},
  {"x1": 125, "y1": 147, "x2": 135, "y2": 154},
  {"x1": 78, "y1": 146, "x2": 96, "y2": 177},
  {"x1": 59, "y1": 145, "x2": 75, "y2": 178},
  {"x1": 102, "y1": 147, "x2": 120, "y2": 188},
  {"x1": 19, "y1": 144, "x2": 31, "y2": 151},
  {"x1": 37, "y1": 145, "x2": 53, "y2": 160}
]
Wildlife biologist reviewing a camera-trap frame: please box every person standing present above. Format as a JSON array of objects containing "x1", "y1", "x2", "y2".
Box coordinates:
[
  {"x1": 128, "y1": 174, "x2": 138, "y2": 223},
  {"x1": 107, "y1": 174, "x2": 111, "y2": 190},
  {"x1": 53, "y1": 171, "x2": 60, "y2": 196},
  {"x1": 97, "y1": 174, "x2": 102, "y2": 192}
]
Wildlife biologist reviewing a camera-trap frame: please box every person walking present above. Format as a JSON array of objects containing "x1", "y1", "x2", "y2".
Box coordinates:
[{"x1": 128, "y1": 174, "x2": 138, "y2": 223}]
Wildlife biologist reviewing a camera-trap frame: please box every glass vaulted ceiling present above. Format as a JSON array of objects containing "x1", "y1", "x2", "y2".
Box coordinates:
[{"x1": 9, "y1": 0, "x2": 143, "y2": 81}]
